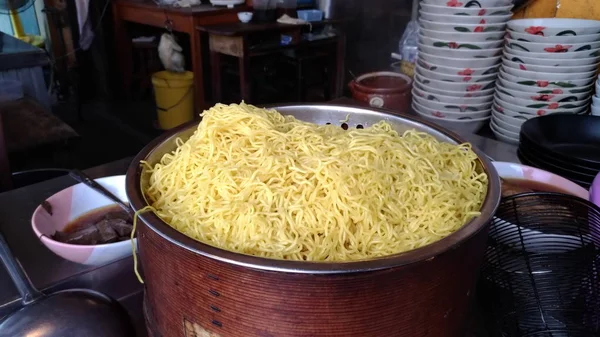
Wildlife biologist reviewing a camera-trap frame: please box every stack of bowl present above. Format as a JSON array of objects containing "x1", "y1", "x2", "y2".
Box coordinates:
[
  {"x1": 592, "y1": 76, "x2": 600, "y2": 116},
  {"x1": 492, "y1": 18, "x2": 600, "y2": 145},
  {"x1": 412, "y1": 0, "x2": 513, "y2": 133}
]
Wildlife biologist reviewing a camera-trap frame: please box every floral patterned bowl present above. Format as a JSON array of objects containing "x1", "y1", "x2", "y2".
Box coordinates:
[
  {"x1": 413, "y1": 86, "x2": 494, "y2": 104},
  {"x1": 507, "y1": 30, "x2": 600, "y2": 44},
  {"x1": 492, "y1": 103, "x2": 531, "y2": 121},
  {"x1": 504, "y1": 50, "x2": 600, "y2": 66},
  {"x1": 420, "y1": 3, "x2": 512, "y2": 16},
  {"x1": 508, "y1": 18, "x2": 600, "y2": 37},
  {"x1": 413, "y1": 91, "x2": 493, "y2": 112},
  {"x1": 494, "y1": 94, "x2": 586, "y2": 116},
  {"x1": 419, "y1": 51, "x2": 501, "y2": 68},
  {"x1": 420, "y1": 27, "x2": 505, "y2": 41},
  {"x1": 492, "y1": 114, "x2": 520, "y2": 133},
  {"x1": 419, "y1": 35, "x2": 504, "y2": 49},
  {"x1": 419, "y1": 43, "x2": 502, "y2": 58},
  {"x1": 490, "y1": 117, "x2": 519, "y2": 140},
  {"x1": 413, "y1": 105, "x2": 491, "y2": 134},
  {"x1": 422, "y1": 0, "x2": 513, "y2": 8},
  {"x1": 505, "y1": 38, "x2": 600, "y2": 54},
  {"x1": 492, "y1": 106, "x2": 527, "y2": 129},
  {"x1": 419, "y1": 19, "x2": 506, "y2": 33},
  {"x1": 415, "y1": 64, "x2": 497, "y2": 83},
  {"x1": 419, "y1": 11, "x2": 512, "y2": 24},
  {"x1": 495, "y1": 83, "x2": 591, "y2": 102},
  {"x1": 416, "y1": 73, "x2": 496, "y2": 92},
  {"x1": 497, "y1": 77, "x2": 593, "y2": 95},
  {"x1": 501, "y1": 67, "x2": 596, "y2": 83},
  {"x1": 414, "y1": 77, "x2": 495, "y2": 97},
  {"x1": 418, "y1": 59, "x2": 499, "y2": 76},
  {"x1": 495, "y1": 91, "x2": 590, "y2": 110},
  {"x1": 412, "y1": 100, "x2": 491, "y2": 120},
  {"x1": 504, "y1": 46, "x2": 600, "y2": 59},
  {"x1": 501, "y1": 58, "x2": 600, "y2": 74}
]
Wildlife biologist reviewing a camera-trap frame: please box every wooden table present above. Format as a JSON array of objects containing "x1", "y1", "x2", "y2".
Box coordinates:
[
  {"x1": 197, "y1": 20, "x2": 346, "y2": 103},
  {"x1": 111, "y1": 0, "x2": 250, "y2": 111}
]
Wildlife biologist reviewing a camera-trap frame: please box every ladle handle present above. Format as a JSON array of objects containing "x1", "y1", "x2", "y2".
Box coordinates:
[
  {"x1": 69, "y1": 169, "x2": 133, "y2": 217},
  {"x1": 0, "y1": 231, "x2": 44, "y2": 304}
]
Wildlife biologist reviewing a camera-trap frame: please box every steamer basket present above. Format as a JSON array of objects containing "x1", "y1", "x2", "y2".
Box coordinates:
[{"x1": 126, "y1": 104, "x2": 502, "y2": 337}]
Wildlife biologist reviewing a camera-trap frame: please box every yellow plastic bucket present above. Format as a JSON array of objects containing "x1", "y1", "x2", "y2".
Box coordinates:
[{"x1": 152, "y1": 71, "x2": 194, "y2": 130}]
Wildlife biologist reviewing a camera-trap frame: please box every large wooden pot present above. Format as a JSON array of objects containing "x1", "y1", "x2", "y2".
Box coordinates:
[{"x1": 126, "y1": 104, "x2": 501, "y2": 337}]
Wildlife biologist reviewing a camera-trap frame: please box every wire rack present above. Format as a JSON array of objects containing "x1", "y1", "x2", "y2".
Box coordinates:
[{"x1": 478, "y1": 193, "x2": 600, "y2": 337}]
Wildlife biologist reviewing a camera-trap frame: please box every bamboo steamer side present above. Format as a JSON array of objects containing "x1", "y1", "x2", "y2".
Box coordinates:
[{"x1": 140, "y1": 221, "x2": 490, "y2": 337}]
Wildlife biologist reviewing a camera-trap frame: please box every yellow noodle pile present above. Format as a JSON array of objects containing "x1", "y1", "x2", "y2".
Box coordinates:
[{"x1": 143, "y1": 103, "x2": 488, "y2": 261}]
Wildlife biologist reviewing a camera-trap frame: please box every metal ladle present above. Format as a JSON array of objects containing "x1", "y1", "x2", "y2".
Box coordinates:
[{"x1": 0, "y1": 231, "x2": 136, "y2": 337}]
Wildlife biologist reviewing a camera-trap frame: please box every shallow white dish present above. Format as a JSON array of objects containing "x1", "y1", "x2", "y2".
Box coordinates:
[
  {"x1": 413, "y1": 105, "x2": 491, "y2": 134},
  {"x1": 492, "y1": 107, "x2": 527, "y2": 129},
  {"x1": 501, "y1": 58, "x2": 600, "y2": 74},
  {"x1": 412, "y1": 91, "x2": 492, "y2": 112},
  {"x1": 507, "y1": 18, "x2": 600, "y2": 37},
  {"x1": 419, "y1": 35, "x2": 504, "y2": 50},
  {"x1": 418, "y1": 52, "x2": 501, "y2": 68},
  {"x1": 492, "y1": 102, "x2": 533, "y2": 120},
  {"x1": 490, "y1": 121, "x2": 519, "y2": 145},
  {"x1": 494, "y1": 94, "x2": 586, "y2": 116},
  {"x1": 419, "y1": 3, "x2": 513, "y2": 16},
  {"x1": 505, "y1": 38, "x2": 600, "y2": 54},
  {"x1": 422, "y1": 0, "x2": 512, "y2": 7},
  {"x1": 415, "y1": 73, "x2": 496, "y2": 92},
  {"x1": 500, "y1": 70, "x2": 595, "y2": 88},
  {"x1": 504, "y1": 46, "x2": 600, "y2": 60},
  {"x1": 412, "y1": 86, "x2": 494, "y2": 104},
  {"x1": 31, "y1": 175, "x2": 134, "y2": 266},
  {"x1": 412, "y1": 100, "x2": 491, "y2": 119},
  {"x1": 503, "y1": 50, "x2": 600, "y2": 66},
  {"x1": 418, "y1": 19, "x2": 506, "y2": 33},
  {"x1": 418, "y1": 59, "x2": 500, "y2": 76},
  {"x1": 492, "y1": 114, "x2": 520, "y2": 133},
  {"x1": 495, "y1": 90, "x2": 590, "y2": 110},
  {"x1": 420, "y1": 43, "x2": 502, "y2": 58},
  {"x1": 415, "y1": 64, "x2": 497, "y2": 83},
  {"x1": 491, "y1": 118, "x2": 520, "y2": 138},
  {"x1": 419, "y1": 11, "x2": 512, "y2": 24},
  {"x1": 497, "y1": 77, "x2": 593, "y2": 94},
  {"x1": 495, "y1": 83, "x2": 591, "y2": 102},
  {"x1": 419, "y1": 28, "x2": 505, "y2": 42},
  {"x1": 507, "y1": 30, "x2": 600, "y2": 44},
  {"x1": 501, "y1": 67, "x2": 596, "y2": 83},
  {"x1": 414, "y1": 78, "x2": 496, "y2": 97}
]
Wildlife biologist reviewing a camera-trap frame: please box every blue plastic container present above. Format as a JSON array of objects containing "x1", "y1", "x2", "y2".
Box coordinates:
[{"x1": 297, "y1": 9, "x2": 323, "y2": 22}]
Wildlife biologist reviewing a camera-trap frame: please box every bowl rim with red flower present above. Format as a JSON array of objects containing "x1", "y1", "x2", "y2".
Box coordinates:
[
  {"x1": 419, "y1": 43, "x2": 502, "y2": 58},
  {"x1": 492, "y1": 113, "x2": 520, "y2": 133},
  {"x1": 495, "y1": 82, "x2": 591, "y2": 101},
  {"x1": 422, "y1": 0, "x2": 513, "y2": 8},
  {"x1": 499, "y1": 70, "x2": 595, "y2": 88},
  {"x1": 419, "y1": 19, "x2": 506, "y2": 33},
  {"x1": 419, "y1": 34, "x2": 504, "y2": 49},
  {"x1": 492, "y1": 107, "x2": 528, "y2": 128},
  {"x1": 415, "y1": 64, "x2": 497, "y2": 83},
  {"x1": 492, "y1": 102, "x2": 533, "y2": 121},
  {"x1": 504, "y1": 46, "x2": 600, "y2": 60},
  {"x1": 412, "y1": 86, "x2": 494, "y2": 104},
  {"x1": 507, "y1": 18, "x2": 600, "y2": 37},
  {"x1": 418, "y1": 10, "x2": 512, "y2": 24},
  {"x1": 420, "y1": 3, "x2": 513, "y2": 16},
  {"x1": 504, "y1": 50, "x2": 600, "y2": 66},
  {"x1": 420, "y1": 27, "x2": 505, "y2": 41},
  {"x1": 493, "y1": 94, "x2": 586, "y2": 116},
  {"x1": 414, "y1": 76, "x2": 495, "y2": 97},
  {"x1": 495, "y1": 90, "x2": 590, "y2": 110},
  {"x1": 497, "y1": 76, "x2": 594, "y2": 94},
  {"x1": 418, "y1": 51, "x2": 501, "y2": 68},
  {"x1": 412, "y1": 100, "x2": 491, "y2": 119},
  {"x1": 412, "y1": 90, "x2": 492, "y2": 112},
  {"x1": 505, "y1": 37, "x2": 600, "y2": 54},
  {"x1": 415, "y1": 73, "x2": 496, "y2": 92},
  {"x1": 501, "y1": 66, "x2": 596, "y2": 82},
  {"x1": 418, "y1": 59, "x2": 500, "y2": 76},
  {"x1": 507, "y1": 30, "x2": 600, "y2": 44},
  {"x1": 501, "y1": 58, "x2": 600, "y2": 74}
]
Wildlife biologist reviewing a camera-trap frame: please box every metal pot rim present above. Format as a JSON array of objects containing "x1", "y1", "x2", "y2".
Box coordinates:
[{"x1": 126, "y1": 103, "x2": 501, "y2": 274}]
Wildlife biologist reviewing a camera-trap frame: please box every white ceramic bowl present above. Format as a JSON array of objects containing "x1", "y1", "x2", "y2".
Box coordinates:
[
  {"x1": 490, "y1": 121, "x2": 519, "y2": 145},
  {"x1": 419, "y1": 11, "x2": 512, "y2": 24},
  {"x1": 420, "y1": 3, "x2": 513, "y2": 16},
  {"x1": 420, "y1": 43, "x2": 502, "y2": 58},
  {"x1": 416, "y1": 73, "x2": 496, "y2": 92},
  {"x1": 492, "y1": 102, "x2": 533, "y2": 120},
  {"x1": 507, "y1": 30, "x2": 600, "y2": 44},
  {"x1": 494, "y1": 94, "x2": 586, "y2": 116},
  {"x1": 412, "y1": 91, "x2": 492, "y2": 111},
  {"x1": 504, "y1": 50, "x2": 600, "y2": 66},
  {"x1": 419, "y1": 19, "x2": 506, "y2": 33},
  {"x1": 492, "y1": 113, "x2": 520, "y2": 133},
  {"x1": 501, "y1": 67, "x2": 596, "y2": 83},
  {"x1": 501, "y1": 58, "x2": 600, "y2": 74},
  {"x1": 418, "y1": 52, "x2": 501, "y2": 68},
  {"x1": 505, "y1": 46, "x2": 600, "y2": 59},
  {"x1": 592, "y1": 104, "x2": 600, "y2": 116},
  {"x1": 237, "y1": 11, "x2": 253, "y2": 23},
  {"x1": 497, "y1": 76, "x2": 594, "y2": 94},
  {"x1": 414, "y1": 77, "x2": 496, "y2": 97},
  {"x1": 419, "y1": 35, "x2": 504, "y2": 50},
  {"x1": 422, "y1": 0, "x2": 512, "y2": 7},
  {"x1": 31, "y1": 175, "x2": 135, "y2": 266},
  {"x1": 508, "y1": 18, "x2": 600, "y2": 37},
  {"x1": 418, "y1": 59, "x2": 499, "y2": 76},
  {"x1": 413, "y1": 86, "x2": 494, "y2": 103},
  {"x1": 596, "y1": 78, "x2": 600, "y2": 93},
  {"x1": 414, "y1": 106, "x2": 491, "y2": 133},
  {"x1": 420, "y1": 28, "x2": 505, "y2": 41},
  {"x1": 495, "y1": 90, "x2": 590, "y2": 110},
  {"x1": 491, "y1": 118, "x2": 519, "y2": 137},
  {"x1": 415, "y1": 64, "x2": 497, "y2": 83},
  {"x1": 412, "y1": 100, "x2": 491, "y2": 119},
  {"x1": 495, "y1": 83, "x2": 592, "y2": 102},
  {"x1": 492, "y1": 107, "x2": 527, "y2": 129},
  {"x1": 500, "y1": 69, "x2": 595, "y2": 89},
  {"x1": 505, "y1": 38, "x2": 600, "y2": 54}
]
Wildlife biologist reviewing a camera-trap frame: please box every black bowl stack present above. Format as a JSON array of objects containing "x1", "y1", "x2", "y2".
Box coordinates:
[{"x1": 518, "y1": 114, "x2": 600, "y2": 189}]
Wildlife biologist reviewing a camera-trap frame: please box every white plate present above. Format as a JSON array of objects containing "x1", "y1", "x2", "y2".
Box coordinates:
[
  {"x1": 418, "y1": 51, "x2": 501, "y2": 68},
  {"x1": 497, "y1": 76, "x2": 593, "y2": 94},
  {"x1": 508, "y1": 18, "x2": 600, "y2": 37},
  {"x1": 419, "y1": 3, "x2": 513, "y2": 16},
  {"x1": 507, "y1": 30, "x2": 600, "y2": 44},
  {"x1": 501, "y1": 66, "x2": 596, "y2": 83},
  {"x1": 501, "y1": 58, "x2": 600, "y2": 73},
  {"x1": 505, "y1": 46, "x2": 600, "y2": 60},
  {"x1": 420, "y1": 27, "x2": 505, "y2": 41},
  {"x1": 413, "y1": 85, "x2": 494, "y2": 103},
  {"x1": 418, "y1": 19, "x2": 506, "y2": 33},
  {"x1": 419, "y1": 34, "x2": 504, "y2": 50},
  {"x1": 412, "y1": 91, "x2": 492, "y2": 112},
  {"x1": 414, "y1": 77, "x2": 495, "y2": 97},
  {"x1": 500, "y1": 69, "x2": 595, "y2": 88},
  {"x1": 413, "y1": 105, "x2": 490, "y2": 134},
  {"x1": 418, "y1": 58, "x2": 500, "y2": 76},
  {"x1": 415, "y1": 64, "x2": 497, "y2": 83},
  {"x1": 419, "y1": 11, "x2": 512, "y2": 24},
  {"x1": 422, "y1": 0, "x2": 512, "y2": 7},
  {"x1": 495, "y1": 83, "x2": 591, "y2": 102},
  {"x1": 505, "y1": 38, "x2": 600, "y2": 54},
  {"x1": 490, "y1": 120, "x2": 519, "y2": 145}
]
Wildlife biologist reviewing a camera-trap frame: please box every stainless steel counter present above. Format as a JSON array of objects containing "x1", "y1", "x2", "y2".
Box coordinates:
[{"x1": 0, "y1": 133, "x2": 519, "y2": 335}]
